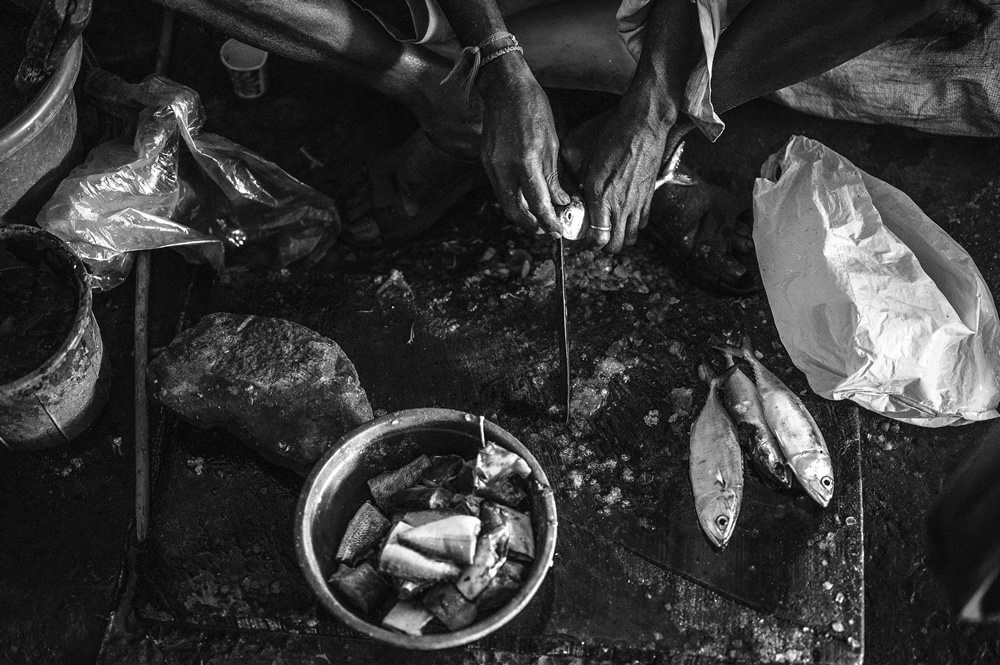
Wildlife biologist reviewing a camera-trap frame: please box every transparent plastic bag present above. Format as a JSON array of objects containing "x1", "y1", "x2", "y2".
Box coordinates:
[
  {"x1": 753, "y1": 135, "x2": 1000, "y2": 427},
  {"x1": 38, "y1": 74, "x2": 340, "y2": 289}
]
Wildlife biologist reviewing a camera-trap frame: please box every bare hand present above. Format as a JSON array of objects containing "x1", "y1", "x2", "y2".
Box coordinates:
[
  {"x1": 477, "y1": 55, "x2": 570, "y2": 234},
  {"x1": 584, "y1": 104, "x2": 672, "y2": 253}
]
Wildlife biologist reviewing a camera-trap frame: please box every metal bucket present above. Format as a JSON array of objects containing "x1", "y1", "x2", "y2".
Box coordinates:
[
  {"x1": 0, "y1": 224, "x2": 110, "y2": 450},
  {"x1": 0, "y1": 38, "x2": 82, "y2": 223}
]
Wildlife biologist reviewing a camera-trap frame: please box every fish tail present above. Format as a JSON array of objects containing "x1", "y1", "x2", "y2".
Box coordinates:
[
  {"x1": 716, "y1": 364, "x2": 739, "y2": 386},
  {"x1": 698, "y1": 361, "x2": 717, "y2": 384},
  {"x1": 713, "y1": 341, "x2": 743, "y2": 358},
  {"x1": 741, "y1": 334, "x2": 757, "y2": 358}
]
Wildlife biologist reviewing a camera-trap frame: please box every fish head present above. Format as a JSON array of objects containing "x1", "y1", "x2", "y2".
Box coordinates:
[
  {"x1": 697, "y1": 491, "x2": 740, "y2": 549},
  {"x1": 794, "y1": 452, "x2": 835, "y2": 507}
]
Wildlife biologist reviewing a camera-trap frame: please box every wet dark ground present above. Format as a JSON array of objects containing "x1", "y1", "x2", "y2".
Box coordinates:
[{"x1": 3, "y1": 2, "x2": 1000, "y2": 663}]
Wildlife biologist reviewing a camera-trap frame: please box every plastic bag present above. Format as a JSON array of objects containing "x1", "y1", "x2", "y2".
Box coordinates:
[
  {"x1": 37, "y1": 74, "x2": 340, "y2": 290},
  {"x1": 753, "y1": 135, "x2": 1000, "y2": 427}
]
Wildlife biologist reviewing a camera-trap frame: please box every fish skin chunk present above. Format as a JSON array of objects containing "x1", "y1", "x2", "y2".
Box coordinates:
[
  {"x1": 368, "y1": 455, "x2": 433, "y2": 511},
  {"x1": 720, "y1": 336, "x2": 835, "y2": 508},
  {"x1": 689, "y1": 363, "x2": 744, "y2": 549},
  {"x1": 336, "y1": 501, "x2": 391, "y2": 564},
  {"x1": 717, "y1": 354, "x2": 794, "y2": 490}
]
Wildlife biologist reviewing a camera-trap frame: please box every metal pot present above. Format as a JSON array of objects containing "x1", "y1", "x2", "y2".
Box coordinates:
[
  {"x1": 0, "y1": 38, "x2": 82, "y2": 222},
  {"x1": 295, "y1": 408, "x2": 558, "y2": 650},
  {"x1": 0, "y1": 224, "x2": 110, "y2": 450}
]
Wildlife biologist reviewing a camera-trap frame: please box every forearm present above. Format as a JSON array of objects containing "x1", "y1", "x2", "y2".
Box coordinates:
[
  {"x1": 435, "y1": 0, "x2": 508, "y2": 45},
  {"x1": 620, "y1": 0, "x2": 704, "y2": 129}
]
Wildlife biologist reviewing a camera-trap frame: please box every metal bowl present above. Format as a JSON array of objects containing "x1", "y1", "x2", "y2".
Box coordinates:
[{"x1": 295, "y1": 408, "x2": 558, "y2": 650}]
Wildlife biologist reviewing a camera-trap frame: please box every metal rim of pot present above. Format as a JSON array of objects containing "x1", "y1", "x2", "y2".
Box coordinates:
[
  {"x1": 0, "y1": 224, "x2": 92, "y2": 391},
  {"x1": 0, "y1": 38, "x2": 83, "y2": 160},
  {"x1": 295, "y1": 407, "x2": 559, "y2": 650}
]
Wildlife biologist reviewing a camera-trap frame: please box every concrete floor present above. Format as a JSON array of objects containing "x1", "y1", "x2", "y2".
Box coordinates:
[{"x1": 4, "y1": 1, "x2": 1000, "y2": 663}]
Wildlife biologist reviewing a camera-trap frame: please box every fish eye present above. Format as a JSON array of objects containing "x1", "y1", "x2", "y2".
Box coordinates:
[
  {"x1": 821, "y1": 477, "x2": 833, "y2": 489},
  {"x1": 715, "y1": 515, "x2": 729, "y2": 530}
]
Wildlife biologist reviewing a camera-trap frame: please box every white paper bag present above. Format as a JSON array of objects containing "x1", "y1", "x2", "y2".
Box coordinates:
[{"x1": 753, "y1": 135, "x2": 1000, "y2": 427}]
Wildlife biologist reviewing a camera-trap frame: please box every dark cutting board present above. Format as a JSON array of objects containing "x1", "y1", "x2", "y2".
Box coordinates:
[{"x1": 117, "y1": 218, "x2": 863, "y2": 664}]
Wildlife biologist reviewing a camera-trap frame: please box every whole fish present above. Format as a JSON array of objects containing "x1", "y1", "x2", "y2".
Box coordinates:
[
  {"x1": 716, "y1": 354, "x2": 794, "y2": 490},
  {"x1": 717, "y1": 336, "x2": 835, "y2": 508},
  {"x1": 689, "y1": 363, "x2": 744, "y2": 549}
]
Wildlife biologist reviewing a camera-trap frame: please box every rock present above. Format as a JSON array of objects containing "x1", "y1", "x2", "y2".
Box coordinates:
[{"x1": 147, "y1": 313, "x2": 373, "y2": 471}]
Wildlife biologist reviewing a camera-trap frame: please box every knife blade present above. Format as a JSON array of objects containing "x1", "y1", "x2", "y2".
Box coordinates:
[
  {"x1": 552, "y1": 233, "x2": 570, "y2": 424},
  {"x1": 551, "y1": 197, "x2": 585, "y2": 424}
]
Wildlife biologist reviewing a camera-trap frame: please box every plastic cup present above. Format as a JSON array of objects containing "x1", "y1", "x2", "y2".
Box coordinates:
[{"x1": 219, "y1": 39, "x2": 269, "y2": 99}]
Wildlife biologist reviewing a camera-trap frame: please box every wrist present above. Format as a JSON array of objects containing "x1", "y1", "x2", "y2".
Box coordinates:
[{"x1": 475, "y1": 48, "x2": 530, "y2": 97}]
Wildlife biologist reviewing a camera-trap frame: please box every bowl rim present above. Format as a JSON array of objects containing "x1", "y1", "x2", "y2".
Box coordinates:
[
  {"x1": 0, "y1": 224, "x2": 93, "y2": 392},
  {"x1": 295, "y1": 407, "x2": 558, "y2": 650}
]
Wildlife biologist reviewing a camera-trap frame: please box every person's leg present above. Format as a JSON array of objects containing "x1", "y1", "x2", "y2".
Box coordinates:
[{"x1": 656, "y1": 0, "x2": 949, "y2": 157}]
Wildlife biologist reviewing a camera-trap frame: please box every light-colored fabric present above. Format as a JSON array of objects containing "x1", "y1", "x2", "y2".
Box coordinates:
[
  {"x1": 683, "y1": 0, "x2": 728, "y2": 140},
  {"x1": 617, "y1": 0, "x2": 742, "y2": 141},
  {"x1": 619, "y1": 0, "x2": 1000, "y2": 138},
  {"x1": 353, "y1": 0, "x2": 453, "y2": 43},
  {"x1": 770, "y1": 0, "x2": 1000, "y2": 137}
]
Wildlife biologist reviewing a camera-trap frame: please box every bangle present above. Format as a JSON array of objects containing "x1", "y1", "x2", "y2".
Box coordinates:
[{"x1": 441, "y1": 32, "x2": 524, "y2": 98}]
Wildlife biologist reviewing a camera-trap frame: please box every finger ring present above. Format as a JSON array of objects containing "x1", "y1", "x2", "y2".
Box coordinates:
[{"x1": 592, "y1": 225, "x2": 611, "y2": 231}]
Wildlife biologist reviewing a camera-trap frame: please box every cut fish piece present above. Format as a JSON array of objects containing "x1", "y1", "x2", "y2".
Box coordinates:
[
  {"x1": 456, "y1": 520, "x2": 511, "y2": 601},
  {"x1": 475, "y1": 560, "x2": 526, "y2": 613},
  {"x1": 423, "y1": 583, "x2": 478, "y2": 631},
  {"x1": 379, "y1": 542, "x2": 463, "y2": 582},
  {"x1": 487, "y1": 502, "x2": 534, "y2": 562},
  {"x1": 328, "y1": 562, "x2": 393, "y2": 616},
  {"x1": 383, "y1": 600, "x2": 436, "y2": 635},
  {"x1": 397, "y1": 514, "x2": 481, "y2": 565},
  {"x1": 335, "y1": 501, "x2": 390, "y2": 564},
  {"x1": 369, "y1": 455, "x2": 432, "y2": 510},
  {"x1": 386, "y1": 486, "x2": 453, "y2": 512}
]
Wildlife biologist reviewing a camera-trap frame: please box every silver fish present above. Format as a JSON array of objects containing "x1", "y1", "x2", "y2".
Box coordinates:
[
  {"x1": 689, "y1": 363, "x2": 744, "y2": 549},
  {"x1": 719, "y1": 336, "x2": 835, "y2": 508},
  {"x1": 716, "y1": 354, "x2": 794, "y2": 490}
]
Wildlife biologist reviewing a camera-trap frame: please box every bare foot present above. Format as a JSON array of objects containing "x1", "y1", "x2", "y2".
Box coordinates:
[{"x1": 560, "y1": 113, "x2": 759, "y2": 294}]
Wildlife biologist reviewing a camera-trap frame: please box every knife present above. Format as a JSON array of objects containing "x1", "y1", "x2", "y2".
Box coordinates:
[
  {"x1": 552, "y1": 234, "x2": 570, "y2": 424},
  {"x1": 551, "y1": 199, "x2": 585, "y2": 424}
]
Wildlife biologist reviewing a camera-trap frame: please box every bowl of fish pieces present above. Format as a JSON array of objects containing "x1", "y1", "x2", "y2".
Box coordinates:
[{"x1": 295, "y1": 408, "x2": 558, "y2": 649}]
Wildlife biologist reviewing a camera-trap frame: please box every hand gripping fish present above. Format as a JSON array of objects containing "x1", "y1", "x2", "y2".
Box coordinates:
[
  {"x1": 717, "y1": 353, "x2": 794, "y2": 490},
  {"x1": 716, "y1": 336, "x2": 835, "y2": 508},
  {"x1": 689, "y1": 363, "x2": 743, "y2": 549}
]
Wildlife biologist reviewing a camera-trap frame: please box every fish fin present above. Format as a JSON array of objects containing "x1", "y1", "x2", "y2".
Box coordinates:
[
  {"x1": 741, "y1": 334, "x2": 757, "y2": 359},
  {"x1": 698, "y1": 361, "x2": 717, "y2": 384},
  {"x1": 713, "y1": 342, "x2": 744, "y2": 360}
]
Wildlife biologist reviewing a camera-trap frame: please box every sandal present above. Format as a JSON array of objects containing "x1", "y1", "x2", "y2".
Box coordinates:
[{"x1": 339, "y1": 130, "x2": 486, "y2": 248}]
